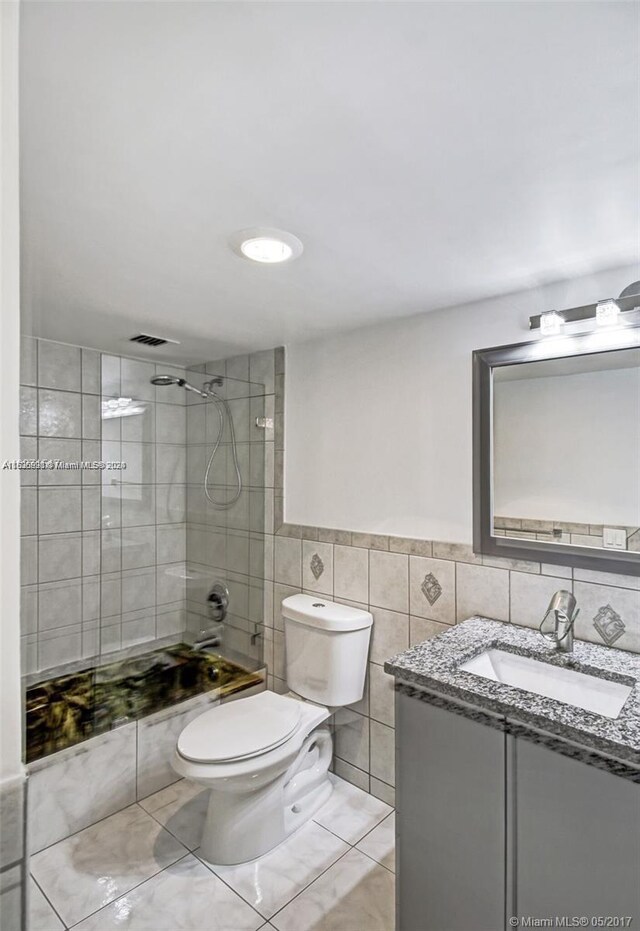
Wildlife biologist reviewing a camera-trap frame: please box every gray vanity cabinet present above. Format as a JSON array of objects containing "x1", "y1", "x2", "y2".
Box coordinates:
[
  {"x1": 396, "y1": 692, "x2": 507, "y2": 931},
  {"x1": 397, "y1": 689, "x2": 640, "y2": 931},
  {"x1": 513, "y1": 737, "x2": 640, "y2": 920}
]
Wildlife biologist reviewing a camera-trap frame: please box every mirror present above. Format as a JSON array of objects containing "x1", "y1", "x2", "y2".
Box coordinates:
[{"x1": 473, "y1": 328, "x2": 640, "y2": 575}]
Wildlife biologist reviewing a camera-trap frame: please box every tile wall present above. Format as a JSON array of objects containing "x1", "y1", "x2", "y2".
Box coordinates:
[
  {"x1": 183, "y1": 349, "x2": 284, "y2": 664},
  {"x1": 27, "y1": 678, "x2": 265, "y2": 856},
  {"x1": 0, "y1": 777, "x2": 27, "y2": 931},
  {"x1": 19, "y1": 337, "x2": 189, "y2": 674},
  {"x1": 266, "y1": 528, "x2": 640, "y2": 807}
]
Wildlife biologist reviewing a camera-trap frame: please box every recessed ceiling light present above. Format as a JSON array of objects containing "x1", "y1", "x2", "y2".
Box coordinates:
[{"x1": 231, "y1": 228, "x2": 303, "y2": 264}]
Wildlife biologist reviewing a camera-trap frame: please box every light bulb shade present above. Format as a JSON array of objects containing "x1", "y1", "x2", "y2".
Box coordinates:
[
  {"x1": 540, "y1": 311, "x2": 564, "y2": 336},
  {"x1": 595, "y1": 299, "x2": 620, "y2": 327}
]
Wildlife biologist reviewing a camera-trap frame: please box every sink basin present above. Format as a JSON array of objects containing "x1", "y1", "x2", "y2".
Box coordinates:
[{"x1": 459, "y1": 648, "x2": 632, "y2": 719}]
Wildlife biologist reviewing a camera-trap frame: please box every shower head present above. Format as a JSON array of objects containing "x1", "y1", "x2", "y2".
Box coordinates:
[
  {"x1": 151, "y1": 374, "x2": 182, "y2": 386},
  {"x1": 150, "y1": 374, "x2": 210, "y2": 398}
]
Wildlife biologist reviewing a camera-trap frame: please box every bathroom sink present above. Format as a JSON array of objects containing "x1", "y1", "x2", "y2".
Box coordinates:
[{"x1": 459, "y1": 648, "x2": 632, "y2": 719}]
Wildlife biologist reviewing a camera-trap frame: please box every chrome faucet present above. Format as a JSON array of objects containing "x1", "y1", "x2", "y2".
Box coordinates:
[
  {"x1": 539, "y1": 590, "x2": 579, "y2": 653},
  {"x1": 192, "y1": 626, "x2": 222, "y2": 652}
]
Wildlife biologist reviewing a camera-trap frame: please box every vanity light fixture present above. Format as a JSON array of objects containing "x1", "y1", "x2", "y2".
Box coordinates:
[
  {"x1": 230, "y1": 228, "x2": 303, "y2": 264},
  {"x1": 539, "y1": 311, "x2": 564, "y2": 336},
  {"x1": 530, "y1": 283, "x2": 640, "y2": 336},
  {"x1": 595, "y1": 299, "x2": 620, "y2": 327}
]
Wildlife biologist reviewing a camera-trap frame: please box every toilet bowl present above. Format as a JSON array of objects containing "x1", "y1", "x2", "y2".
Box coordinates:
[{"x1": 172, "y1": 595, "x2": 373, "y2": 865}]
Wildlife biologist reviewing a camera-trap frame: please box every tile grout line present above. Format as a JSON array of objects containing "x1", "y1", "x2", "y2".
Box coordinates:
[
  {"x1": 30, "y1": 869, "x2": 68, "y2": 930},
  {"x1": 63, "y1": 850, "x2": 194, "y2": 930}
]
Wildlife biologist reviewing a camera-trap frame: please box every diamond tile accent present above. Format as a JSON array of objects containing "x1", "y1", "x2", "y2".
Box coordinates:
[
  {"x1": 593, "y1": 604, "x2": 625, "y2": 646},
  {"x1": 421, "y1": 572, "x2": 442, "y2": 606},
  {"x1": 310, "y1": 553, "x2": 324, "y2": 580}
]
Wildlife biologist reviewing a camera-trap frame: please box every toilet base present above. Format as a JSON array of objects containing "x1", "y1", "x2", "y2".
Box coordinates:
[{"x1": 198, "y1": 727, "x2": 333, "y2": 865}]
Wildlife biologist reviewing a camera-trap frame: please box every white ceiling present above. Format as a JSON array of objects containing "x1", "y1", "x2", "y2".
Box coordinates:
[{"x1": 20, "y1": 1, "x2": 640, "y2": 364}]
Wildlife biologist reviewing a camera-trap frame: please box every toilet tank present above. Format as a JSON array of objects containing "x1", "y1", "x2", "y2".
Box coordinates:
[{"x1": 282, "y1": 594, "x2": 373, "y2": 706}]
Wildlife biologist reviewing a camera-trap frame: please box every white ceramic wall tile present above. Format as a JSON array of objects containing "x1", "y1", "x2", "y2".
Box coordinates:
[
  {"x1": 455, "y1": 562, "x2": 510, "y2": 623},
  {"x1": 333, "y1": 758, "x2": 369, "y2": 793},
  {"x1": 408, "y1": 555, "x2": 456, "y2": 623},
  {"x1": 81, "y1": 394, "x2": 101, "y2": 439},
  {"x1": 573, "y1": 580, "x2": 640, "y2": 652},
  {"x1": 334, "y1": 545, "x2": 369, "y2": 603},
  {"x1": 38, "y1": 437, "x2": 82, "y2": 485},
  {"x1": 21, "y1": 584, "x2": 38, "y2": 634},
  {"x1": 369, "y1": 607, "x2": 409, "y2": 665},
  {"x1": 369, "y1": 550, "x2": 409, "y2": 613},
  {"x1": 20, "y1": 487, "x2": 37, "y2": 535},
  {"x1": 0, "y1": 865, "x2": 23, "y2": 931},
  {"x1": 274, "y1": 536, "x2": 302, "y2": 586},
  {"x1": 369, "y1": 662, "x2": 395, "y2": 727},
  {"x1": 20, "y1": 335, "x2": 37, "y2": 386},
  {"x1": 81, "y1": 349, "x2": 101, "y2": 395},
  {"x1": 0, "y1": 778, "x2": 25, "y2": 869},
  {"x1": 38, "y1": 388, "x2": 82, "y2": 438},
  {"x1": 20, "y1": 386, "x2": 37, "y2": 435},
  {"x1": 369, "y1": 777, "x2": 395, "y2": 808},
  {"x1": 38, "y1": 341, "x2": 81, "y2": 392},
  {"x1": 101, "y1": 354, "x2": 121, "y2": 397},
  {"x1": 333, "y1": 708, "x2": 369, "y2": 772},
  {"x1": 156, "y1": 403, "x2": 186, "y2": 444},
  {"x1": 38, "y1": 579, "x2": 82, "y2": 630},
  {"x1": 38, "y1": 532, "x2": 82, "y2": 582},
  {"x1": 38, "y1": 487, "x2": 82, "y2": 534},
  {"x1": 122, "y1": 525, "x2": 156, "y2": 570},
  {"x1": 121, "y1": 358, "x2": 156, "y2": 402},
  {"x1": 19, "y1": 436, "x2": 37, "y2": 484},
  {"x1": 38, "y1": 623, "x2": 82, "y2": 670},
  {"x1": 28, "y1": 723, "x2": 137, "y2": 853},
  {"x1": 21, "y1": 536, "x2": 38, "y2": 586},
  {"x1": 122, "y1": 567, "x2": 156, "y2": 612},
  {"x1": 136, "y1": 696, "x2": 217, "y2": 799},
  {"x1": 249, "y1": 349, "x2": 275, "y2": 393},
  {"x1": 510, "y1": 571, "x2": 571, "y2": 630},
  {"x1": 409, "y1": 615, "x2": 449, "y2": 647},
  {"x1": 370, "y1": 720, "x2": 395, "y2": 787}
]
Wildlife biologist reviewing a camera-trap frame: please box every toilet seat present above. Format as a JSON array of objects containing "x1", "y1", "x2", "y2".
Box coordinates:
[{"x1": 177, "y1": 691, "x2": 303, "y2": 764}]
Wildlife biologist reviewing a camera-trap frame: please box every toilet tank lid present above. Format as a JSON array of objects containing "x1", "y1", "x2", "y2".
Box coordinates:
[{"x1": 282, "y1": 594, "x2": 373, "y2": 631}]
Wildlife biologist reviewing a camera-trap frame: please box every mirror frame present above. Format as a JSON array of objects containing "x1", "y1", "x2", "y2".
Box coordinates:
[{"x1": 473, "y1": 325, "x2": 640, "y2": 576}]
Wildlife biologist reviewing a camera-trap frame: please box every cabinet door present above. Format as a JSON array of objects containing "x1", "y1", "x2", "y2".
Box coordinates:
[
  {"x1": 515, "y1": 738, "x2": 640, "y2": 920},
  {"x1": 396, "y1": 692, "x2": 506, "y2": 931}
]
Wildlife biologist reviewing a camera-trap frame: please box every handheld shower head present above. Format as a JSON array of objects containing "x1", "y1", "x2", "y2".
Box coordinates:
[
  {"x1": 150, "y1": 375, "x2": 182, "y2": 386},
  {"x1": 150, "y1": 374, "x2": 209, "y2": 398}
]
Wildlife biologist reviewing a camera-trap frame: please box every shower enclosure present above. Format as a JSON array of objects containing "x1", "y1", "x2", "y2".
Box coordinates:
[
  {"x1": 99, "y1": 354, "x2": 268, "y2": 666},
  {"x1": 20, "y1": 338, "x2": 275, "y2": 759}
]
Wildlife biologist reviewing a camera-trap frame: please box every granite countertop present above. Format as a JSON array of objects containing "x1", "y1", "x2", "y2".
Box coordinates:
[{"x1": 385, "y1": 617, "x2": 640, "y2": 770}]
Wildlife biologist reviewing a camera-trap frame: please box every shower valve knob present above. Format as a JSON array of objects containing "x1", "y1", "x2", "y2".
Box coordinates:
[{"x1": 206, "y1": 582, "x2": 229, "y2": 622}]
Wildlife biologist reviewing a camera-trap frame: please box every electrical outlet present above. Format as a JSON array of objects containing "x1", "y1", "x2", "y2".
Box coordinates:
[{"x1": 603, "y1": 527, "x2": 627, "y2": 550}]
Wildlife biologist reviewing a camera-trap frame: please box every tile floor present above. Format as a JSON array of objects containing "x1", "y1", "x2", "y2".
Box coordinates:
[{"x1": 29, "y1": 775, "x2": 395, "y2": 931}]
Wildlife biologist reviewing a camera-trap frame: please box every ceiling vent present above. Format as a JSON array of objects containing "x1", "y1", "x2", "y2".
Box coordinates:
[{"x1": 129, "y1": 333, "x2": 180, "y2": 348}]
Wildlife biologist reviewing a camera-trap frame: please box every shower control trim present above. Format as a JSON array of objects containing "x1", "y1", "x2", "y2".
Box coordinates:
[{"x1": 207, "y1": 582, "x2": 229, "y2": 623}]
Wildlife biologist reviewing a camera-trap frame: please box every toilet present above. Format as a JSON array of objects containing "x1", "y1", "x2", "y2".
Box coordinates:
[{"x1": 172, "y1": 594, "x2": 373, "y2": 865}]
